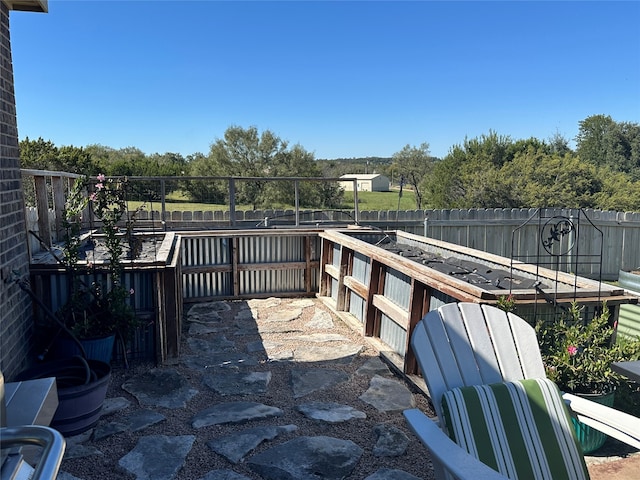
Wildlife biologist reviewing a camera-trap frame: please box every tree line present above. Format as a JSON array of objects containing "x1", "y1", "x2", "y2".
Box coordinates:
[{"x1": 19, "y1": 114, "x2": 640, "y2": 212}]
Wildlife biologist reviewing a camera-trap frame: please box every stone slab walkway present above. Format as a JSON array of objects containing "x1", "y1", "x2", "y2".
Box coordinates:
[{"x1": 57, "y1": 298, "x2": 435, "y2": 480}]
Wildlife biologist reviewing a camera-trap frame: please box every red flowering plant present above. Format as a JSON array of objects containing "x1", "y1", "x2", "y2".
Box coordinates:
[
  {"x1": 536, "y1": 301, "x2": 640, "y2": 395},
  {"x1": 58, "y1": 174, "x2": 142, "y2": 340}
]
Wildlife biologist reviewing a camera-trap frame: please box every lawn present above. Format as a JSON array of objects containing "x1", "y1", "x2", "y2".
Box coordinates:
[{"x1": 129, "y1": 189, "x2": 417, "y2": 212}]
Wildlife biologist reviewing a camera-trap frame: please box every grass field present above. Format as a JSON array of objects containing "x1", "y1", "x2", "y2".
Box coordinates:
[{"x1": 129, "y1": 189, "x2": 417, "y2": 212}]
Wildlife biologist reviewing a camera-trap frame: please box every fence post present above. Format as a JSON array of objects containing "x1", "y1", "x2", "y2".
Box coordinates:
[
  {"x1": 33, "y1": 174, "x2": 51, "y2": 247},
  {"x1": 160, "y1": 178, "x2": 167, "y2": 231},
  {"x1": 51, "y1": 175, "x2": 66, "y2": 242},
  {"x1": 423, "y1": 216, "x2": 429, "y2": 238},
  {"x1": 294, "y1": 180, "x2": 300, "y2": 227},
  {"x1": 229, "y1": 178, "x2": 236, "y2": 227}
]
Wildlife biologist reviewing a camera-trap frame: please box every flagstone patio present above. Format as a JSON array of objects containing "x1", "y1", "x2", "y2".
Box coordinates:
[{"x1": 56, "y1": 297, "x2": 435, "y2": 480}]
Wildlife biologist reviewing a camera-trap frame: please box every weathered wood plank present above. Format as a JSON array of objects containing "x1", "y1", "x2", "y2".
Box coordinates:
[{"x1": 372, "y1": 294, "x2": 409, "y2": 329}]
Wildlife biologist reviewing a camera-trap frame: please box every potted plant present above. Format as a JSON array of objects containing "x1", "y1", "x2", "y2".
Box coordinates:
[
  {"x1": 536, "y1": 301, "x2": 640, "y2": 452},
  {"x1": 51, "y1": 174, "x2": 143, "y2": 364}
]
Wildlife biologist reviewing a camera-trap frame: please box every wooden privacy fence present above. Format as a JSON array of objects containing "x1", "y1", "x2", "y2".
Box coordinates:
[{"x1": 21, "y1": 170, "x2": 640, "y2": 280}]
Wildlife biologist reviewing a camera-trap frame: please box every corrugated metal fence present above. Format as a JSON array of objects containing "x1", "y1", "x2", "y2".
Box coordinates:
[{"x1": 27, "y1": 206, "x2": 640, "y2": 280}]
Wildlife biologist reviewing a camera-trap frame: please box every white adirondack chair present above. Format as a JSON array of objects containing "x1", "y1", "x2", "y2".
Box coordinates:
[{"x1": 403, "y1": 302, "x2": 640, "y2": 480}]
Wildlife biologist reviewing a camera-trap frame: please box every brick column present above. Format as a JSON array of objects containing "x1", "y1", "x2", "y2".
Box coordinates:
[{"x1": 0, "y1": 2, "x2": 36, "y2": 379}]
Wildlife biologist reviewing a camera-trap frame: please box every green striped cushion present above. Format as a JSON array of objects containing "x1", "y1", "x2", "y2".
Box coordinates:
[{"x1": 442, "y1": 378, "x2": 589, "y2": 480}]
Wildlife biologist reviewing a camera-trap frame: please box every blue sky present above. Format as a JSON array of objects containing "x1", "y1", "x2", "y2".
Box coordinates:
[{"x1": 10, "y1": 1, "x2": 640, "y2": 160}]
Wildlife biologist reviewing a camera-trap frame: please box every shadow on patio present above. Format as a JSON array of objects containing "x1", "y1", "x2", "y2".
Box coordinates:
[{"x1": 58, "y1": 297, "x2": 435, "y2": 480}]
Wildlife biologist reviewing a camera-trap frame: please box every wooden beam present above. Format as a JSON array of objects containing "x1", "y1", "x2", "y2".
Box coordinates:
[
  {"x1": 343, "y1": 275, "x2": 368, "y2": 302},
  {"x1": 371, "y1": 294, "x2": 409, "y2": 329},
  {"x1": 51, "y1": 176, "x2": 65, "y2": 242},
  {"x1": 365, "y1": 260, "x2": 384, "y2": 337},
  {"x1": 336, "y1": 247, "x2": 353, "y2": 311},
  {"x1": 319, "y1": 238, "x2": 333, "y2": 297},
  {"x1": 404, "y1": 280, "x2": 429, "y2": 374},
  {"x1": 304, "y1": 235, "x2": 312, "y2": 294},
  {"x1": 33, "y1": 174, "x2": 51, "y2": 247}
]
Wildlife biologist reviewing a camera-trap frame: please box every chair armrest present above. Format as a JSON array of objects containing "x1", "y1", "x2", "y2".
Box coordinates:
[
  {"x1": 0, "y1": 425, "x2": 65, "y2": 480},
  {"x1": 563, "y1": 393, "x2": 640, "y2": 449},
  {"x1": 403, "y1": 409, "x2": 506, "y2": 480}
]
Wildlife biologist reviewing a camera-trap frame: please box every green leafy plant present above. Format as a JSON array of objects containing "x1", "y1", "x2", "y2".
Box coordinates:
[
  {"x1": 59, "y1": 174, "x2": 143, "y2": 340},
  {"x1": 496, "y1": 293, "x2": 516, "y2": 313},
  {"x1": 537, "y1": 301, "x2": 640, "y2": 395}
]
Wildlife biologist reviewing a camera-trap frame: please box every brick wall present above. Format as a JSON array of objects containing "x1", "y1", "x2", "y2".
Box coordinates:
[{"x1": 0, "y1": 2, "x2": 35, "y2": 380}]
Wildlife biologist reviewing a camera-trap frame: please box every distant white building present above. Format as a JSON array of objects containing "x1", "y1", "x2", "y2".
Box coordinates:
[{"x1": 339, "y1": 174, "x2": 390, "y2": 192}]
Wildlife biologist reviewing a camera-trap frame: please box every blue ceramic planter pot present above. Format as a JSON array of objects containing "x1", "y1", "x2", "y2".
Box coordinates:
[{"x1": 51, "y1": 334, "x2": 116, "y2": 365}]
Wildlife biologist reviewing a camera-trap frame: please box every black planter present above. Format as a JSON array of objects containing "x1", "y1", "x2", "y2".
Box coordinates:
[{"x1": 16, "y1": 356, "x2": 111, "y2": 436}]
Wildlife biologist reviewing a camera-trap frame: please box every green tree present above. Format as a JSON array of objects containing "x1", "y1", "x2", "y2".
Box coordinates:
[
  {"x1": 184, "y1": 152, "x2": 227, "y2": 204},
  {"x1": 499, "y1": 152, "x2": 601, "y2": 208},
  {"x1": 576, "y1": 115, "x2": 640, "y2": 179},
  {"x1": 421, "y1": 132, "x2": 517, "y2": 208},
  {"x1": 187, "y1": 126, "x2": 342, "y2": 209},
  {"x1": 20, "y1": 137, "x2": 93, "y2": 173},
  {"x1": 548, "y1": 131, "x2": 573, "y2": 156},
  {"x1": 391, "y1": 143, "x2": 434, "y2": 209},
  {"x1": 593, "y1": 168, "x2": 640, "y2": 212}
]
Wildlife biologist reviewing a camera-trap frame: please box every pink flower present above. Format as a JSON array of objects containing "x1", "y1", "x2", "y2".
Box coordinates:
[
  {"x1": 89, "y1": 192, "x2": 97, "y2": 201},
  {"x1": 97, "y1": 173, "x2": 106, "y2": 182},
  {"x1": 95, "y1": 182, "x2": 104, "y2": 191},
  {"x1": 129, "y1": 288, "x2": 135, "y2": 295},
  {"x1": 567, "y1": 345, "x2": 578, "y2": 356}
]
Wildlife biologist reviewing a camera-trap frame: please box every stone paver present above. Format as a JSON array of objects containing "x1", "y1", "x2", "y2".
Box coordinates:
[
  {"x1": 58, "y1": 298, "x2": 434, "y2": 480},
  {"x1": 192, "y1": 401, "x2": 283, "y2": 428},
  {"x1": 364, "y1": 469, "x2": 422, "y2": 480},
  {"x1": 206, "y1": 425, "x2": 298, "y2": 463},
  {"x1": 293, "y1": 343, "x2": 363, "y2": 363},
  {"x1": 372, "y1": 423, "x2": 410, "y2": 457},
  {"x1": 118, "y1": 435, "x2": 195, "y2": 480},
  {"x1": 359, "y1": 375, "x2": 416, "y2": 412},
  {"x1": 122, "y1": 368, "x2": 198, "y2": 408},
  {"x1": 247, "y1": 436, "x2": 364, "y2": 480},
  {"x1": 202, "y1": 371, "x2": 271, "y2": 396},
  {"x1": 291, "y1": 368, "x2": 349, "y2": 398},
  {"x1": 296, "y1": 401, "x2": 367, "y2": 423}
]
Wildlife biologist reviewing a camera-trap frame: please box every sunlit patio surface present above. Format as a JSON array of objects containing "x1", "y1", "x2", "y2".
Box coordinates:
[
  {"x1": 58, "y1": 297, "x2": 435, "y2": 480},
  {"x1": 48, "y1": 295, "x2": 638, "y2": 480}
]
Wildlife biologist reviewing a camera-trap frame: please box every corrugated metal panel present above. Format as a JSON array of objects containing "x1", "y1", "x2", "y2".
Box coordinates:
[
  {"x1": 429, "y1": 289, "x2": 457, "y2": 311},
  {"x1": 380, "y1": 313, "x2": 407, "y2": 356},
  {"x1": 352, "y1": 252, "x2": 370, "y2": 284},
  {"x1": 348, "y1": 291, "x2": 366, "y2": 324},
  {"x1": 618, "y1": 304, "x2": 640, "y2": 340},
  {"x1": 39, "y1": 271, "x2": 153, "y2": 314},
  {"x1": 619, "y1": 271, "x2": 640, "y2": 292},
  {"x1": 239, "y1": 267, "x2": 306, "y2": 295},
  {"x1": 239, "y1": 236, "x2": 306, "y2": 295},
  {"x1": 330, "y1": 277, "x2": 338, "y2": 302},
  {"x1": 181, "y1": 233, "x2": 319, "y2": 300},
  {"x1": 181, "y1": 235, "x2": 232, "y2": 298},
  {"x1": 182, "y1": 236, "x2": 231, "y2": 267},
  {"x1": 183, "y1": 270, "x2": 233, "y2": 298},
  {"x1": 240, "y1": 235, "x2": 305, "y2": 263},
  {"x1": 383, "y1": 268, "x2": 411, "y2": 310},
  {"x1": 332, "y1": 244, "x2": 341, "y2": 267},
  {"x1": 125, "y1": 271, "x2": 155, "y2": 312},
  {"x1": 32, "y1": 269, "x2": 158, "y2": 361}
]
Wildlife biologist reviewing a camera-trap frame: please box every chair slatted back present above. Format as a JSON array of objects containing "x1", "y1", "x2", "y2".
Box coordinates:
[{"x1": 412, "y1": 302, "x2": 546, "y2": 421}]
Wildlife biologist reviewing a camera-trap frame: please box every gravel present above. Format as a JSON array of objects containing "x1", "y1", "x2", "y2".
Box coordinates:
[{"x1": 59, "y1": 298, "x2": 436, "y2": 480}]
